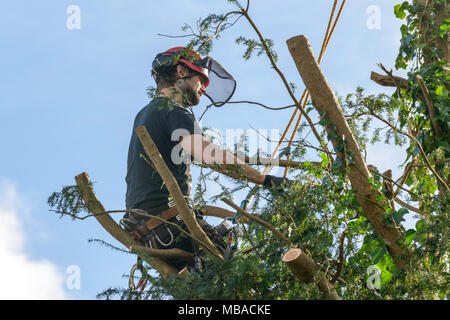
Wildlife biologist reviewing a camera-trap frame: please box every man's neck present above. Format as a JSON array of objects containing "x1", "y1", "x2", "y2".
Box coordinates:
[{"x1": 158, "y1": 86, "x2": 184, "y2": 106}]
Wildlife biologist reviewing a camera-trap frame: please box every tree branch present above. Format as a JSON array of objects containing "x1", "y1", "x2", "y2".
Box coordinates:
[
  {"x1": 370, "y1": 70, "x2": 408, "y2": 90},
  {"x1": 366, "y1": 110, "x2": 449, "y2": 192},
  {"x1": 74, "y1": 172, "x2": 178, "y2": 278},
  {"x1": 394, "y1": 197, "x2": 426, "y2": 217},
  {"x1": 129, "y1": 245, "x2": 196, "y2": 264},
  {"x1": 135, "y1": 126, "x2": 224, "y2": 261},
  {"x1": 331, "y1": 230, "x2": 348, "y2": 284},
  {"x1": 416, "y1": 75, "x2": 442, "y2": 138}
]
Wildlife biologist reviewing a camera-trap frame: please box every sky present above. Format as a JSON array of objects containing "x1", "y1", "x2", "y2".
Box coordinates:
[{"x1": 0, "y1": 0, "x2": 415, "y2": 299}]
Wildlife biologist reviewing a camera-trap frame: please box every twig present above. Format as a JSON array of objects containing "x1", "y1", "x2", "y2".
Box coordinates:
[
  {"x1": 368, "y1": 111, "x2": 449, "y2": 192},
  {"x1": 416, "y1": 75, "x2": 442, "y2": 138},
  {"x1": 221, "y1": 198, "x2": 292, "y2": 245},
  {"x1": 412, "y1": 158, "x2": 450, "y2": 167},
  {"x1": 199, "y1": 99, "x2": 297, "y2": 121},
  {"x1": 205, "y1": 100, "x2": 297, "y2": 111},
  {"x1": 367, "y1": 167, "x2": 419, "y2": 199},
  {"x1": 394, "y1": 156, "x2": 419, "y2": 198},
  {"x1": 200, "y1": 11, "x2": 243, "y2": 48},
  {"x1": 394, "y1": 198, "x2": 426, "y2": 217}
]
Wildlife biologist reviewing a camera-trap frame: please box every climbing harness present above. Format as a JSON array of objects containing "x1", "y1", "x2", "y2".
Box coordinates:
[{"x1": 122, "y1": 206, "x2": 239, "y2": 274}]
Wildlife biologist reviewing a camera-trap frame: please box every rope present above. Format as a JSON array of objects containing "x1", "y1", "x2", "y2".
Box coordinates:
[{"x1": 283, "y1": 0, "x2": 347, "y2": 177}]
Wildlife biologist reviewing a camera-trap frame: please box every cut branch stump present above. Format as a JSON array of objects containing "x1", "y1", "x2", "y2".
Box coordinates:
[{"x1": 283, "y1": 248, "x2": 340, "y2": 300}]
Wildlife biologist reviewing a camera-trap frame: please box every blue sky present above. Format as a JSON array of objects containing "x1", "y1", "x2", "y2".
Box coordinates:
[{"x1": 0, "y1": 1, "x2": 413, "y2": 299}]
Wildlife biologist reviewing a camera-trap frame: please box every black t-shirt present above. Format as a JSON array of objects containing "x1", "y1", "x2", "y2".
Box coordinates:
[{"x1": 125, "y1": 97, "x2": 202, "y2": 213}]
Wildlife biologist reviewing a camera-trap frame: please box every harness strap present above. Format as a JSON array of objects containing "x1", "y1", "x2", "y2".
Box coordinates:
[{"x1": 131, "y1": 206, "x2": 180, "y2": 240}]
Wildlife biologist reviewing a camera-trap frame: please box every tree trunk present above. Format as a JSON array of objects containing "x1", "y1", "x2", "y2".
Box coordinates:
[{"x1": 286, "y1": 35, "x2": 407, "y2": 269}]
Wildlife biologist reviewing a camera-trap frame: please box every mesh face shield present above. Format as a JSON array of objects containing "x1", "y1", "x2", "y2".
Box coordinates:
[{"x1": 201, "y1": 57, "x2": 236, "y2": 107}]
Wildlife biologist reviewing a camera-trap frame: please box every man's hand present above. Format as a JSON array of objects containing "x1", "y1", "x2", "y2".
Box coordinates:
[{"x1": 263, "y1": 175, "x2": 291, "y2": 189}]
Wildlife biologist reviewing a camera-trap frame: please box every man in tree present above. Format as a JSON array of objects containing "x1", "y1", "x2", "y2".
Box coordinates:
[{"x1": 121, "y1": 47, "x2": 288, "y2": 272}]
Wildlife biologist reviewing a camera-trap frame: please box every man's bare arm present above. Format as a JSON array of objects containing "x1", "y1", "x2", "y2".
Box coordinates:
[{"x1": 179, "y1": 134, "x2": 266, "y2": 185}]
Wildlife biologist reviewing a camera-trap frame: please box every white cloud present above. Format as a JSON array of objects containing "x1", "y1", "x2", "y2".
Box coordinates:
[{"x1": 0, "y1": 180, "x2": 68, "y2": 299}]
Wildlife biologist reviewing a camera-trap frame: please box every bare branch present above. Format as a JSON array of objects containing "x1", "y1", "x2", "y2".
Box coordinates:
[
  {"x1": 370, "y1": 71, "x2": 408, "y2": 90},
  {"x1": 416, "y1": 75, "x2": 442, "y2": 138},
  {"x1": 135, "y1": 126, "x2": 224, "y2": 261},
  {"x1": 366, "y1": 110, "x2": 449, "y2": 192},
  {"x1": 331, "y1": 229, "x2": 348, "y2": 284},
  {"x1": 74, "y1": 172, "x2": 178, "y2": 278},
  {"x1": 129, "y1": 245, "x2": 196, "y2": 264},
  {"x1": 394, "y1": 197, "x2": 426, "y2": 217}
]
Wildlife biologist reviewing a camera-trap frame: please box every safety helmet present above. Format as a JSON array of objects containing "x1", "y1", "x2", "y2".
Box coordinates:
[{"x1": 152, "y1": 47, "x2": 236, "y2": 107}]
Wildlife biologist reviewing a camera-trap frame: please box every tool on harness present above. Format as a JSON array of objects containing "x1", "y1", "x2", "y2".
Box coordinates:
[
  {"x1": 232, "y1": 196, "x2": 251, "y2": 224},
  {"x1": 128, "y1": 257, "x2": 148, "y2": 299},
  {"x1": 212, "y1": 220, "x2": 238, "y2": 260},
  {"x1": 152, "y1": 47, "x2": 236, "y2": 107}
]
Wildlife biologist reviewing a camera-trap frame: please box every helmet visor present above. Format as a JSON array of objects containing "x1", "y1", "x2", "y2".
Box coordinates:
[{"x1": 196, "y1": 57, "x2": 236, "y2": 107}]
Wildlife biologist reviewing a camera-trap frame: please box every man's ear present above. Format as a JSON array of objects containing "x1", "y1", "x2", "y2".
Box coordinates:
[{"x1": 176, "y1": 65, "x2": 187, "y2": 79}]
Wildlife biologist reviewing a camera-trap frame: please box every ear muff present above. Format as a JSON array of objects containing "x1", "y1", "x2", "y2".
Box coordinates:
[{"x1": 176, "y1": 78, "x2": 185, "y2": 89}]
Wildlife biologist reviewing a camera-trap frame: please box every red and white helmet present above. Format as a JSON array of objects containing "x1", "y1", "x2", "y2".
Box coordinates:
[{"x1": 152, "y1": 47, "x2": 236, "y2": 107}]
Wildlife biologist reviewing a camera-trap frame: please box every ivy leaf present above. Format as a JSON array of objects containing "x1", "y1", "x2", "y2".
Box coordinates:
[
  {"x1": 320, "y1": 153, "x2": 329, "y2": 166},
  {"x1": 392, "y1": 207, "x2": 408, "y2": 224},
  {"x1": 371, "y1": 246, "x2": 387, "y2": 264},
  {"x1": 405, "y1": 229, "x2": 416, "y2": 245},
  {"x1": 435, "y1": 85, "x2": 447, "y2": 97},
  {"x1": 415, "y1": 219, "x2": 425, "y2": 232},
  {"x1": 394, "y1": 2, "x2": 409, "y2": 19}
]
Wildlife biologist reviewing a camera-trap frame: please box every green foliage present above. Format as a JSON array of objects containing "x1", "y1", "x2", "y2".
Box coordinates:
[
  {"x1": 47, "y1": 184, "x2": 88, "y2": 219},
  {"x1": 51, "y1": 0, "x2": 449, "y2": 300},
  {"x1": 235, "y1": 36, "x2": 278, "y2": 62}
]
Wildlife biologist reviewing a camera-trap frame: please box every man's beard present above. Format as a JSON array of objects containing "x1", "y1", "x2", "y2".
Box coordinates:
[{"x1": 182, "y1": 85, "x2": 200, "y2": 106}]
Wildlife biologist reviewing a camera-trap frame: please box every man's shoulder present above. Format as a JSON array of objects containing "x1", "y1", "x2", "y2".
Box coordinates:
[{"x1": 144, "y1": 97, "x2": 190, "y2": 115}]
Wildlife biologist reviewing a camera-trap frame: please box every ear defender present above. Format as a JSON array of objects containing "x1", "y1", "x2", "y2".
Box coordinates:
[{"x1": 176, "y1": 78, "x2": 185, "y2": 89}]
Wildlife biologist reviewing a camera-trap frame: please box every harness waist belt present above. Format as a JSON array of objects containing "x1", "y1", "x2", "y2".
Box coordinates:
[{"x1": 131, "y1": 206, "x2": 179, "y2": 240}]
